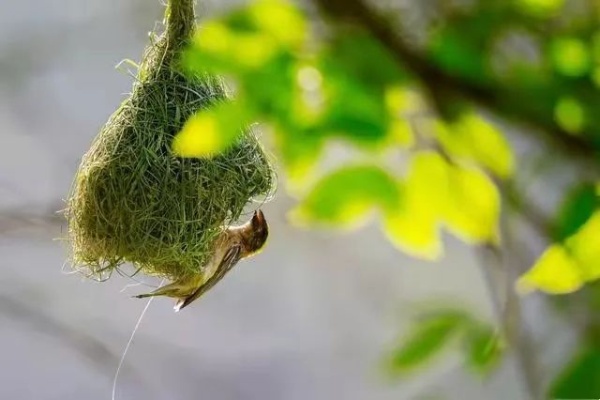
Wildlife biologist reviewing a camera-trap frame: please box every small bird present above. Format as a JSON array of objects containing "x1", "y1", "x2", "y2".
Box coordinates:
[{"x1": 134, "y1": 209, "x2": 269, "y2": 312}]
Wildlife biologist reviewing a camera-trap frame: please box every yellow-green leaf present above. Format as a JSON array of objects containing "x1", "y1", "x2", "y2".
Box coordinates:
[
  {"x1": 172, "y1": 103, "x2": 244, "y2": 158},
  {"x1": 289, "y1": 165, "x2": 401, "y2": 230},
  {"x1": 383, "y1": 152, "x2": 500, "y2": 257},
  {"x1": 248, "y1": 0, "x2": 307, "y2": 49},
  {"x1": 554, "y1": 97, "x2": 585, "y2": 134},
  {"x1": 565, "y1": 211, "x2": 600, "y2": 281},
  {"x1": 443, "y1": 165, "x2": 501, "y2": 244},
  {"x1": 384, "y1": 210, "x2": 442, "y2": 260},
  {"x1": 194, "y1": 21, "x2": 232, "y2": 55},
  {"x1": 516, "y1": 0, "x2": 565, "y2": 17},
  {"x1": 191, "y1": 22, "x2": 279, "y2": 71},
  {"x1": 387, "y1": 119, "x2": 414, "y2": 149},
  {"x1": 517, "y1": 245, "x2": 584, "y2": 294},
  {"x1": 433, "y1": 113, "x2": 514, "y2": 179},
  {"x1": 276, "y1": 129, "x2": 323, "y2": 190},
  {"x1": 383, "y1": 152, "x2": 448, "y2": 260},
  {"x1": 232, "y1": 32, "x2": 279, "y2": 68},
  {"x1": 551, "y1": 38, "x2": 591, "y2": 77},
  {"x1": 385, "y1": 86, "x2": 427, "y2": 115}
]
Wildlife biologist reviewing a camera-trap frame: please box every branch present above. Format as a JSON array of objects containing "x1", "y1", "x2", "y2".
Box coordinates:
[
  {"x1": 312, "y1": 0, "x2": 600, "y2": 167},
  {"x1": 477, "y1": 245, "x2": 543, "y2": 400}
]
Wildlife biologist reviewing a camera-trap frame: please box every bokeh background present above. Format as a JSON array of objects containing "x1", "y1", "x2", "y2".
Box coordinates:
[{"x1": 0, "y1": 1, "x2": 578, "y2": 399}]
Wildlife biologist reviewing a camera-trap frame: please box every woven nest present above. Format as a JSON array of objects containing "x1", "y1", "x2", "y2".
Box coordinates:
[{"x1": 66, "y1": 0, "x2": 274, "y2": 281}]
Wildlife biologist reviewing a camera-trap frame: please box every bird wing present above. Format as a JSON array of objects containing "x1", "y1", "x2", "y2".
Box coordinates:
[{"x1": 174, "y1": 244, "x2": 243, "y2": 312}]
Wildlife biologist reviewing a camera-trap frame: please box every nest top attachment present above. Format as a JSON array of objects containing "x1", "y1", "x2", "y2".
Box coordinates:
[{"x1": 66, "y1": 0, "x2": 275, "y2": 281}]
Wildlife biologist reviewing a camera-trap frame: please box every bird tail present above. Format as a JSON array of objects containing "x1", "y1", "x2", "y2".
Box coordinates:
[
  {"x1": 133, "y1": 282, "x2": 178, "y2": 299},
  {"x1": 133, "y1": 293, "x2": 155, "y2": 299},
  {"x1": 174, "y1": 299, "x2": 186, "y2": 312}
]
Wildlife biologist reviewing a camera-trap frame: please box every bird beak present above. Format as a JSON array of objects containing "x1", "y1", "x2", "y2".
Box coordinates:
[{"x1": 253, "y1": 209, "x2": 265, "y2": 225}]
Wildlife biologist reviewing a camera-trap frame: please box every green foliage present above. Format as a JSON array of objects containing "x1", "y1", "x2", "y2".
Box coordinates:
[
  {"x1": 175, "y1": 0, "x2": 510, "y2": 269},
  {"x1": 554, "y1": 96, "x2": 586, "y2": 134},
  {"x1": 171, "y1": 0, "x2": 600, "y2": 361},
  {"x1": 172, "y1": 102, "x2": 249, "y2": 157},
  {"x1": 289, "y1": 165, "x2": 401, "y2": 229},
  {"x1": 463, "y1": 324, "x2": 504, "y2": 375},
  {"x1": 550, "y1": 346, "x2": 600, "y2": 398},
  {"x1": 172, "y1": 0, "x2": 600, "y2": 390},
  {"x1": 387, "y1": 310, "x2": 467, "y2": 374},
  {"x1": 383, "y1": 151, "x2": 501, "y2": 260},
  {"x1": 519, "y1": 184, "x2": 600, "y2": 296},
  {"x1": 518, "y1": 244, "x2": 584, "y2": 294},
  {"x1": 516, "y1": 0, "x2": 565, "y2": 17},
  {"x1": 553, "y1": 183, "x2": 598, "y2": 242},
  {"x1": 385, "y1": 307, "x2": 504, "y2": 377},
  {"x1": 519, "y1": 209, "x2": 600, "y2": 294},
  {"x1": 383, "y1": 151, "x2": 448, "y2": 260},
  {"x1": 551, "y1": 38, "x2": 591, "y2": 78},
  {"x1": 442, "y1": 162, "x2": 501, "y2": 244},
  {"x1": 432, "y1": 113, "x2": 514, "y2": 179},
  {"x1": 428, "y1": 27, "x2": 490, "y2": 85}
]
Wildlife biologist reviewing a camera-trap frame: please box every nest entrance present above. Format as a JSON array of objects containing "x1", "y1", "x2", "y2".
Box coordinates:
[{"x1": 66, "y1": 0, "x2": 274, "y2": 281}]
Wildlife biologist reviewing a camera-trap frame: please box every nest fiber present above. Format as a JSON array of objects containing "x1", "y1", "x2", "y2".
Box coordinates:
[{"x1": 66, "y1": 0, "x2": 274, "y2": 280}]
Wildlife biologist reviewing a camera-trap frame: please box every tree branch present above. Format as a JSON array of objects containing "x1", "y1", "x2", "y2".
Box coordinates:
[{"x1": 312, "y1": 0, "x2": 600, "y2": 167}]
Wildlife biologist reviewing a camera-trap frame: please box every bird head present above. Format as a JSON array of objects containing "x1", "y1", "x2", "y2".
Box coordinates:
[{"x1": 246, "y1": 209, "x2": 269, "y2": 253}]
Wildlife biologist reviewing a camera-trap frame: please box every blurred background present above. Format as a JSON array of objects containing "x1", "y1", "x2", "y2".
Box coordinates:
[{"x1": 0, "y1": 0, "x2": 596, "y2": 399}]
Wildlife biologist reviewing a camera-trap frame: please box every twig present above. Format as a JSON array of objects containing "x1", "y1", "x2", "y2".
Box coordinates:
[{"x1": 477, "y1": 243, "x2": 543, "y2": 400}]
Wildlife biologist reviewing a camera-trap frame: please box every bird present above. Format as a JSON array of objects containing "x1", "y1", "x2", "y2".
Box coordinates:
[{"x1": 134, "y1": 209, "x2": 269, "y2": 312}]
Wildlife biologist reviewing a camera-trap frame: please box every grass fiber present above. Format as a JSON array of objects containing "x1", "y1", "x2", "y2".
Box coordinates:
[{"x1": 66, "y1": 0, "x2": 274, "y2": 281}]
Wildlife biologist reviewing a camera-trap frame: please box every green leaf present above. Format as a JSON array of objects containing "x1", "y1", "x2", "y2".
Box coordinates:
[
  {"x1": 517, "y1": 244, "x2": 584, "y2": 294},
  {"x1": 384, "y1": 87, "x2": 422, "y2": 149},
  {"x1": 247, "y1": 0, "x2": 307, "y2": 49},
  {"x1": 383, "y1": 152, "x2": 448, "y2": 260},
  {"x1": 428, "y1": 28, "x2": 489, "y2": 84},
  {"x1": 384, "y1": 152, "x2": 500, "y2": 257},
  {"x1": 385, "y1": 86, "x2": 427, "y2": 116},
  {"x1": 520, "y1": 210, "x2": 600, "y2": 294},
  {"x1": 550, "y1": 347, "x2": 600, "y2": 398},
  {"x1": 318, "y1": 56, "x2": 390, "y2": 148},
  {"x1": 386, "y1": 119, "x2": 415, "y2": 149},
  {"x1": 553, "y1": 183, "x2": 598, "y2": 242},
  {"x1": 433, "y1": 113, "x2": 514, "y2": 179},
  {"x1": 184, "y1": 13, "x2": 290, "y2": 76},
  {"x1": 565, "y1": 210, "x2": 600, "y2": 282},
  {"x1": 554, "y1": 97, "x2": 586, "y2": 134},
  {"x1": 463, "y1": 324, "x2": 504, "y2": 375},
  {"x1": 172, "y1": 102, "x2": 248, "y2": 158},
  {"x1": 550, "y1": 37, "x2": 591, "y2": 77},
  {"x1": 325, "y1": 30, "x2": 405, "y2": 90},
  {"x1": 319, "y1": 78, "x2": 388, "y2": 146},
  {"x1": 184, "y1": 21, "x2": 253, "y2": 75},
  {"x1": 276, "y1": 127, "x2": 324, "y2": 188},
  {"x1": 289, "y1": 165, "x2": 401, "y2": 229},
  {"x1": 387, "y1": 311, "x2": 467, "y2": 374},
  {"x1": 243, "y1": 53, "x2": 297, "y2": 117},
  {"x1": 442, "y1": 165, "x2": 501, "y2": 244},
  {"x1": 516, "y1": 0, "x2": 565, "y2": 17}
]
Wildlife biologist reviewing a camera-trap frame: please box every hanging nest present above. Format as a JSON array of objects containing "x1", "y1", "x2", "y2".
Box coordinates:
[{"x1": 66, "y1": 0, "x2": 275, "y2": 281}]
